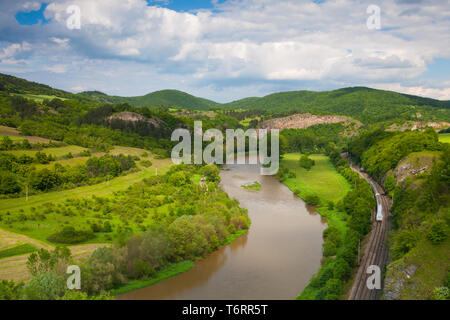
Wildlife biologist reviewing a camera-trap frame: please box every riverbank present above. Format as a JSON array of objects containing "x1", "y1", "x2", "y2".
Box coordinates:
[
  {"x1": 113, "y1": 228, "x2": 249, "y2": 297},
  {"x1": 277, "y1": 153, "x2": 351, "y2": 299}
]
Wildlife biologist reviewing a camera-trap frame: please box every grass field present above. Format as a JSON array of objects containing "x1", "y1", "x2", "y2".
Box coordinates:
[
  {"x1": 6, "y1": 145, "x2": 88, "y2": 159},
  {"x1": 0, "y1": 244, "x2": 38, "y2": 259},
  {"x1": 0, "y1": 126, "x2": 52, "y2": 143},
  {"x1": 0, "y1": 134, "x2": 24, "y2": 141},
  {"x1": 439, "y1": 133, "x2": 450, "y2": 144},
  {"x1": 11, "y1": 93, "x2": 68, "y2": 102},
  {"x1": 281, "y1": 153, "x2": 351, "y2": 203}
]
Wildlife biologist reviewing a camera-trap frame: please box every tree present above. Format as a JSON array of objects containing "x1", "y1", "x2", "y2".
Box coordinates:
[
  {"x1": 0, "y1": 136, "x2": 13, "y2": 150},
  {"x1": 299, "y1": 154, "x2": 315, "y2": 170},
  {"x1": 0, "y1": 280, "x2": 23, "y2": 300},
  {"x1": 168, "y1": 171, "x2": 187, "y2": 186},
  {"x1": 0, "y1": 172, "x2": 21, "y2": 194},
  {"x1": 23, "y1": 272, "x2": 66, "y2": 300},
  {"x1": 324, "y1": 278, "x2": 342, "y2": 300},
  {"x1": 385, "y1": 175, "x2": 396, "y2": 192}
]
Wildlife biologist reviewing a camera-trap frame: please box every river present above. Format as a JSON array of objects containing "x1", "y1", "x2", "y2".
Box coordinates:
[{"x1": 118, "y1": 162, "x2": 326, "y2": 300}]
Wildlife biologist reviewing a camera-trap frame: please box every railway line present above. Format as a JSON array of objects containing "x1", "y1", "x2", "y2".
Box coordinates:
[{"x1": 343, "y1": 153, "x2": 392, "y2": 300}]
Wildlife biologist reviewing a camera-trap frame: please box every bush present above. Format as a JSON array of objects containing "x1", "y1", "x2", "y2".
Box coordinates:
[
  {"x1": 323, "y1": 240, "x2": 338, "y2": 257},
  {"x1": 431, "y1": 287, "x2": 449, "y2": 300},
  {"x1": 304, "y1": 194, "x2": 320, "y2": 206},
  {"x1": 333, "y1": 258, "x2": 351, "y2": 280},
  {"x1": 0, "y1": 172, "x2": 21, "y2": 194},
  {"x1": 47, "y1": 226, "x2": 95, "y2": 244},
  {"x1": 132, "y1": 258, "x2": 156, "y2": 279},
  {"x1": 299, "y1": 154, "x2": 315, "y2": 170},
  {"x1": 140, "y1": 160, "x2": 153, "y2": 168},
  {"x1": 427, "y1": 221, "x2": 448, "y2": 245},
  {"x1": 23, "y1": 272, "x2": 66, "y2": 300},
  {"x1": 323, "y1": 278, "x2": 342, "y2": 300}
]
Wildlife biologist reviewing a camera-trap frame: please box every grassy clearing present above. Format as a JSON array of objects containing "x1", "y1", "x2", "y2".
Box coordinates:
[
  {"x1": 0, "y1": 126, "x2": 52, "y2": 143},
  {"x1": 280, "y1": 153, "x2": 350, "y2": 238},
  {"x1": 6, "y1": 145, "x2": 88, "y2": 159},
  {"x1": 11, "y1": 93, "x2": 68, "y2": 103},
  {"x1": 0, "y1": 244, "x2": 38, "y2": 259},
  {"x1": 281, "y1": 153, "x2": 351, "y2": 203},
  {"x1": 111, "y1": 261, "x2": 195, "y2": 296},
  {"x1": 439, "y1": 133, "x2": 450, "y2": 144},
  {"x1": 0, "y1": 134, "x2": 24, "y2": 141}
]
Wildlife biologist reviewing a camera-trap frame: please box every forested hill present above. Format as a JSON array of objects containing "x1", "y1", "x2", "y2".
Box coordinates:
[
  {"x1": 222, "y1": 87, "x2": 450, "y2": 123},
  {"x1": 0, "y1": 73, "x2": 82, "y2": 101},
  {"x1": 1, "y1": 73, "x2": 449, "y2": 123},
  {"x1": 78, "y1": 89, "x2": 219, "y2": 110}
]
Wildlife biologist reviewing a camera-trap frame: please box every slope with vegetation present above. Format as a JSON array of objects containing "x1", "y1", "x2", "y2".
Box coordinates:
[{"x1": 348, "y1": 129, "x2": 450, "y2": 300}]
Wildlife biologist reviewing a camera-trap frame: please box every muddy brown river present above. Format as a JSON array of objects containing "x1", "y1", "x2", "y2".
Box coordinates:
[{"x1": 118, "y1": 163, "x2": 326, "y2": 300}]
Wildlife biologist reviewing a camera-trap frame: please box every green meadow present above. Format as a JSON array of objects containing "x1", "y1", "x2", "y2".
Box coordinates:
[
  {"x1": 6, "y1": 145, "x2": 88, "y2": 159},
  {"x1": 281, "y1": 153, "x2": 351, "y2": 203},
  {"x1": 439, "y1": 133, "x2": 450, "y2": 144}
]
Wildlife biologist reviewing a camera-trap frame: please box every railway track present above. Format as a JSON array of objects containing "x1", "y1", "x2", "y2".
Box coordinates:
[{"x1": 343, "y1": 154, "x2": 392, "y2": 300}]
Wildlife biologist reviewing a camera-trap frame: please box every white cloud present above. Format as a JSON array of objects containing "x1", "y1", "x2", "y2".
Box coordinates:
[
  {"x1": 44, "y1": 65, "x2": 67, "y2": 73},
  {"x1": 1, "y1": 0, "x2": 448, "y2": 100},
  {"x1": 21, "y1": 2, "x2": 41, "y2": 12},
  {"x1": 0, "y1": 42, "x2": 31, "y2": 59}
]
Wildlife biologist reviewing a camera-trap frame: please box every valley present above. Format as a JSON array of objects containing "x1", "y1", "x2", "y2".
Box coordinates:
[{"x1": 0, "y1": 73, "x2": 448, "y2": 301}]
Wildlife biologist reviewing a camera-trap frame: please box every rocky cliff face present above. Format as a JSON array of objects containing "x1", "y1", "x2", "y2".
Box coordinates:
[
  {"x1": 259, "y1": 113, "x2": 352, "y2": 130},
  {"x1": 108, "y1": 111, "x2": 161, "y2": 127},
  {"x1": 388, "y1": 121, "x2": 450, "y2": 132}
]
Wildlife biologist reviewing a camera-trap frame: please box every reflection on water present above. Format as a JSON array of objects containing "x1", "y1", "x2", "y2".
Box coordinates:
[{"x1": 118, "y1": 163, "x2": 326, "y2": 300}]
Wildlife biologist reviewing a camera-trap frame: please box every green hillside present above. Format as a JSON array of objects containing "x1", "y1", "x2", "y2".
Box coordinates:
[
  {"x1": 1, "y1": 73, "x2": 449, "y2": 122},
  {"x1": 78, "y1": 89, "x2": 219, "y2": 110},
  {"x1": 222, "y1": 87, "x2": 450, "y2": 124},
  {"x1": 0, "y1": 73, "x2": 83, "y2": 101}
]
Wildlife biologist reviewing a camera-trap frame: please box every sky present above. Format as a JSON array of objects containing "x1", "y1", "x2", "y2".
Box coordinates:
[{"x1": 0, "y1": 0, "x2": 449, "y2": 102}]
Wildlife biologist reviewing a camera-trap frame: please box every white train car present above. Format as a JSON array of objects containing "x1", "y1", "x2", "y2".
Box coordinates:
[{"x1": 375, "y1": 193, "x2": 383, "y2": 222}]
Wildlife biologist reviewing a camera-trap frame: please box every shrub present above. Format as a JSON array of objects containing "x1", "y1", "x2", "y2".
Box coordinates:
[
  {"x1": 333, "y1": 258, "x2": 351, "y2": 280},
  {"x1": 304, "y1": 194, "x2": 320, "y2": 206},
  {"x1": 324, "y1": 278, "x2": 342, "y2": 300},
  {"x1": 47, "y1": 226, "x2": 95, "y2": 244},
  {"x1": 323, "y1": 240, "x2": 338, "y2": 257},
  {"x1": 133, "y1": 258, "x2": 156, "y2": 279},
  {"x1": 431, "y1": 287, "x2": 449, "y2": 300},
  {"x1": 427, "y1": 221, "x2": 448, "y2": 245},
  {"x1": 23, "y1": 272, "x2": 66, "y2": 300},
  {"x1": 299, "y1": 154, "x2": 315, "y2": 170},
  {"x1": 140, "y1": 160, "x2": 153, "y2": 168}
]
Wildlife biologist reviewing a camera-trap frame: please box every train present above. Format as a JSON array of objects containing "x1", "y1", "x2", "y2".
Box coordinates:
[{"x1": 375, "y1": 192, "x2": 383, "y2": 222}]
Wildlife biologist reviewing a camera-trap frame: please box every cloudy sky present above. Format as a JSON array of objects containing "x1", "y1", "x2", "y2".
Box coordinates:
[{"x1": 0, "y1": 0, "x2": 449, "y2": 102}]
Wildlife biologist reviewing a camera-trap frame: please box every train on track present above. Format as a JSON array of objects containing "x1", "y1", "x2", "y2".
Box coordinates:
[{"x1": 375, "y1": 192, "x2": 383, "y2": 222}]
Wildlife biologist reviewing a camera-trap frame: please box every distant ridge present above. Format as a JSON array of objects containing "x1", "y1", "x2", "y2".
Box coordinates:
[{"x1": 0, "y1": 73, "x2": 449, "y2": 123}]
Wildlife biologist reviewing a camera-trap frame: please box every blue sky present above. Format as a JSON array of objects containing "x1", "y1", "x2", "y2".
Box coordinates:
[{"x1": 1, "y1": 0, "x2": 449, "y2": 102}]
